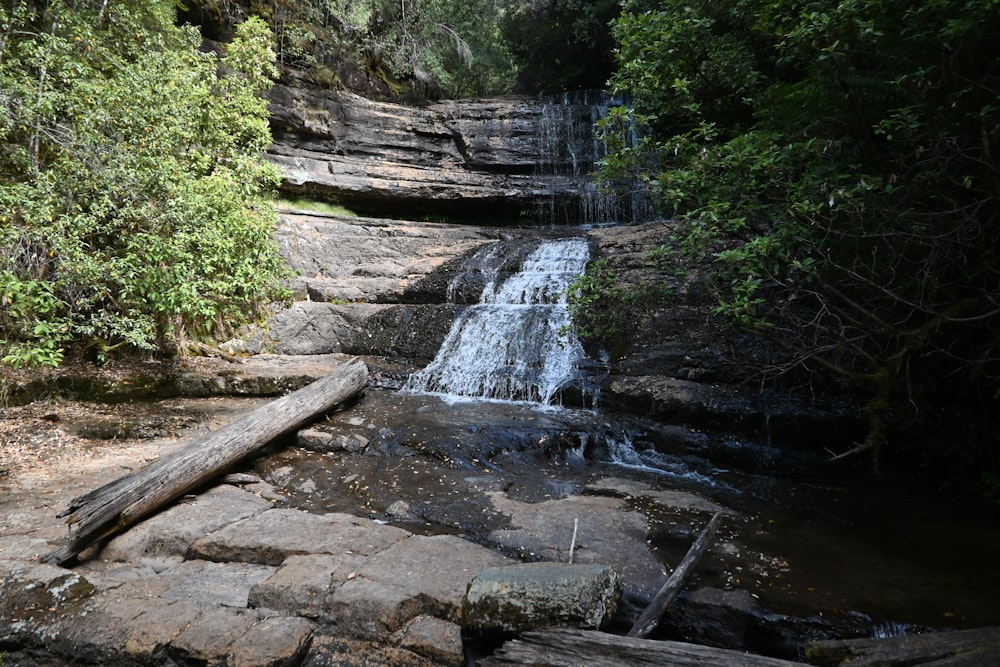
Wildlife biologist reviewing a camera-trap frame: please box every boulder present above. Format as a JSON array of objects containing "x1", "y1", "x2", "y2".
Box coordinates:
[
  {"x1": 394, "y1": 615, "x2": 465, "y2": 667},
  {"x1": 462, "y1": 563, "x2": 621, "y2": 635}
]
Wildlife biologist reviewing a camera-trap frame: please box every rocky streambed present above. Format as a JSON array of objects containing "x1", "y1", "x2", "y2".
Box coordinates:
[
  {"x1": 0, "y1": 357, "x2": 782, "y2": 666},
  {"x1": 3, "y1": 213, "x2": 999, "y2": 666}
]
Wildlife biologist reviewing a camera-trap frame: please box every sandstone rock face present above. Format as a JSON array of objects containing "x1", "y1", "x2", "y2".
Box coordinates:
[{"x1": 267, "y1": 85, "x2": 606, "y2": 223}]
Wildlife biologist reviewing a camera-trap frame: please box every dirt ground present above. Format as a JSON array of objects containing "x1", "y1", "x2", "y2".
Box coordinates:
[{"x1": 0, "y1": 391, "x2": 271, "y2": 535}]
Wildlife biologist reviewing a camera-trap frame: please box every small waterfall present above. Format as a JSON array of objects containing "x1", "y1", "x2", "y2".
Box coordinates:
[
  {"x1": 535, "y1": 91, "x2": 657, "y2": 226},
  {"x1": 404, "y1": 238, "x2": 598, "y2": 405}
]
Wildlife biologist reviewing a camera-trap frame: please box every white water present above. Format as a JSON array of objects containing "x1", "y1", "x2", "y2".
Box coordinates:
[
  {"x1": 535, "y1": 91, "x2": 657, "y2": 225},
  {"x1": 404, "y1": 238, "x2": 595, "y2": 405}
]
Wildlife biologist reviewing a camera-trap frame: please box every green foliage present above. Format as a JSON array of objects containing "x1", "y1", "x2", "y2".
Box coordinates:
[
  {"x1": 1, "y1": 4, "x2": 289, "y2": 368},
  {"x1": 187, "y1": 0, "x2": 625, "y2": 99},
  {"x1": 602, "y1": 0, "x2": 1000, "y2": 469},
  {"x1": 190, "y1": 0, "x2": 521, "y2": 98},
  {"x1": 566, "y1": 258, "x2": 656, "y2": 359},
  {"x1": 501, "y1": 0, "x2": 620, "y2": 94}
]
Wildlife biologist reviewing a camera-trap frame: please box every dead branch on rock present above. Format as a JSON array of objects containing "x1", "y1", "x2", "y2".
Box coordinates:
[{"x1": 42, "y1": 357, "x2": 368, "y2": 566}]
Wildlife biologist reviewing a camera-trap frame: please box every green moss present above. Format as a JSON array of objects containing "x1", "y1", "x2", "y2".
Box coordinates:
[{"x1": 277, "y1": 198, "x2": 358, "y2": 217}]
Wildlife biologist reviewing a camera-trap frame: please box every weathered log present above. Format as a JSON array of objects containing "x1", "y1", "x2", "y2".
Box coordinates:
[
  {"x1": 627, "y1": 510, "x2": 722, "y2": 639},
  {"x1": 478, "y1": 628, "x2": 810, "y2": 666},
  {"x1": 806, "y1": 626, "x2": 1000, "y2": 667},
  {"x1": 42, "y1": 356, "x2": 368, "y2": 566}
]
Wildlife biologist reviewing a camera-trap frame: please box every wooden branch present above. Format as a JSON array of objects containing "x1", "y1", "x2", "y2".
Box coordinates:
[
  {"x1": 480, "y1": 628, "x2": 810, "y2": 666},
  {"x1": 626, "y1": 510, "x2": 722, "y2": 639},
  {"x1": 806, "y1": 626, "x2": 1000, "y2": 667},
  {"x1": 42, "y1": 356, "x2": 368, "y2": 566}
]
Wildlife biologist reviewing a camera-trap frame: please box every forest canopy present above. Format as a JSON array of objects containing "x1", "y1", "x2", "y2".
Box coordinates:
[
  {"x1": 183, "y1": 0, "x2": 620, "y2": 98},
  {"x1": 0, "y1": 1, "x2": 288, "y2": 368}
]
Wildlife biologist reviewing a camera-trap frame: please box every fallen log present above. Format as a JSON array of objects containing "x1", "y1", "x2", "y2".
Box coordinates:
[
  {"x1": 806, "y1": 625, "x2": 1000, "y2": 666},
  {"x1": 479, "y1": 628, "x2": 810, "y2": 666},
  {"x1": 627, "y1": 510, "x2": 722, "y2": 638},
  {"x1": 42, "y1": 356, "x2": 368, "y2": 566}
]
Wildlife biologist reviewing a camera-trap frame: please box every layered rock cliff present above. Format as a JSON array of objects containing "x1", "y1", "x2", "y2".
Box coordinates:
[{"x1": 266, "y1": 84, "x2": 623, "y2": 224}]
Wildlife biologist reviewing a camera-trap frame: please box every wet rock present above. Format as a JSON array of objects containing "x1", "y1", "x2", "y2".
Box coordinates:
[
  {"x1": 386, "y1": 499, "x2": 418, "y2": 522},
  {"x1": 189, "y1": 508, "x2": 410, "y2": 565},
  {"x1": 462, "y1": 563, "x2": 621, "y2": 635},
  {"x1": 298, "y1": 427, "x2": 336, "y2": 449},
  {"x1": 299, "y1": 428, "x2": 370, "y2": 453},
  {"x1": 586, "y1": 477, "x2": 727, "y2": 515},
  {"x1": 98, "y1": 484, "x2": 272, "y2": 566},
  {"x1": 672, "y1": 586, "x2": 758, "y2": 649}
]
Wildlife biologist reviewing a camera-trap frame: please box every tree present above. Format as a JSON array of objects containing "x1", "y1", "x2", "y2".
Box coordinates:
[
  {"x1": 184, "y1": 0, "x2": 520, "y2": 99},
  {"x1": 501, "y1": 0, "x2": 619, "y2": 94},
  {"x1": 599, "y1": 0, "x2": 1000, "y2": 481},
  {"x1": 1, "y1": 2, "x2": 288, "y2": 368}
]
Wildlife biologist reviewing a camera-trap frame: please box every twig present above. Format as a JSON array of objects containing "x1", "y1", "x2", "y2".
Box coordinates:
[
  {"x1": 568, "y1": 517, "x2": 579, "y2": 564},
  {"x1": 627, "y1": 511, "x2": 722, "y2": 638}
]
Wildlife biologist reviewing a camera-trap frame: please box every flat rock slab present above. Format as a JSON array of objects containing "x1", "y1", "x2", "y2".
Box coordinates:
[
  {"x1": 485, "y1": 492, "x2": 665, "y2": 599},
  {"x1": 356, "y1": 535, "x2": 515, "y2": 617},
  {"x1": 249, "y1": 552, "x2": 368, "y2": 617},
  {"x1": 273, "y1": 213, "x2": 498, "y2": 303},
  {"x1": 98, "y1": 483, "x2": 274, "y2": 567},
  {"x1": 303, "y1": 632, "x2": 438, "y2": 667},
  {"x1": 587, "y1": 477, "x2": 727, "y2": 515},
  {"x1": 190, "y1": 507, "x2": 411, "y2": 565}
]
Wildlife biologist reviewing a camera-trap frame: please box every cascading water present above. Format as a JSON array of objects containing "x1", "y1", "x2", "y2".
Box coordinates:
[
  {"x1": 536, "y1": 91, "x2": 657, "y2": 226},
  {"x1": 404, "y1": 237, "x2": 598, "y2": 405}
]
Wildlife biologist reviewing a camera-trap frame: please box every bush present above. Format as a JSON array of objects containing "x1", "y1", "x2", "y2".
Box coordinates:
[{"x1": 0, "y1": 5, "x2": 289, "y2": 367}]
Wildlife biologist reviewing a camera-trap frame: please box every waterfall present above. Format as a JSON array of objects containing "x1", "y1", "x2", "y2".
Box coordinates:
[
  {"x1": 535, "y1": 91, "x2": 657, "y2": 226},
  {"x1": 404, "y1": 238, "x2": 598, "y2": 406}
]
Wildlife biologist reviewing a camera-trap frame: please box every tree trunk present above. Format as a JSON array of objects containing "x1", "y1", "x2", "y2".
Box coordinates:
[
  {"x1": 479, "y1": 628, "x2": 810, "y2": 666},
  {"x1": 42, "y1": 356, "x2": 368, "y2": 566},
  {"x1": 806, "y1": 626, "x2": 1000, "y2": 667}
]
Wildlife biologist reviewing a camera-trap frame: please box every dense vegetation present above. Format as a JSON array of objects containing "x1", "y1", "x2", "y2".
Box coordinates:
[
  {"x1": 184, "y1": 0, "x2": 619, "y2": 98},
  {"x1": 0, "y1": 1, "x2": 288, "y2": 369},
  {"x1": 590, "y1": 0, "x2": 1000, "y2": 482}
]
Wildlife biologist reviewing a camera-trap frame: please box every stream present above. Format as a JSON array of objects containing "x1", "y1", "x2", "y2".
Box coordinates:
[
  {"x1": 256, "y1": 389, "x2": 1000, "y2": 634},
  {"x1": 254, "y1": 236, "x2": 1000, "y2": 646}
]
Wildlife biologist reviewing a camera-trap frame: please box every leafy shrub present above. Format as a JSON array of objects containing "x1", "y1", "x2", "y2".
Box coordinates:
[{"x1": 0, "y1": 5, "x2": 289, "y2": 367}]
